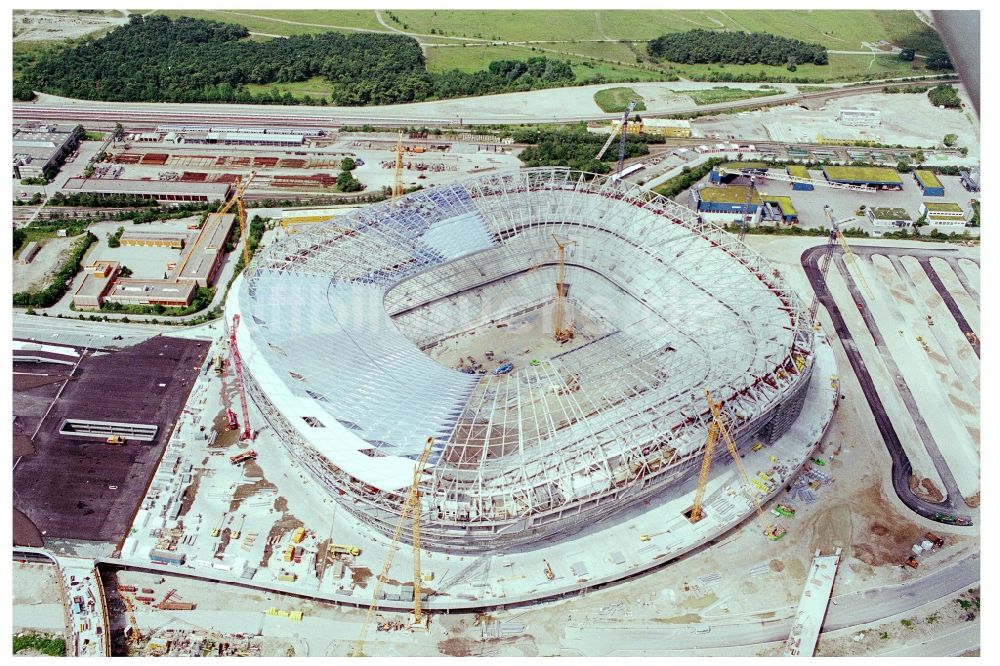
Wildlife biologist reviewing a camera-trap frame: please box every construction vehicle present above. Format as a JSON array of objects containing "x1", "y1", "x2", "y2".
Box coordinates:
[
  {"x1": 638, "y1": 529, "x2": 670, "y2": 542},
  {"x1": 690, "y1": 390, "x2": 786, "y2": 541},
  {"x1": 925, "y1": 532, "x2": 945, "y2": 548},
  {"x1": 228, "y1": 314, "x2": 254, "y2": 441},
  {"x1": 542, "y1": 559, "x2": 555, "y2": 580},
  {"x1": 329, "y1": 544, "x2": 362, "y2": 557},
  {"x1": 106, "y1": 435, "x2": 126, "y2": 445},
  {"x1": 225, "y1": 408, "x2": 239, "y2": 431},
  {"x1": 230, "y1": 450, "x2": 257, "y2": 465},
  {"x1": 772, "y1": 504, "x2": 796, "y2": 518},
  {"x1": 552, "y1": 235, "x2": 576, "y2": 343},
  {"x1": 211, "y1": 514, "x2": 226, "y2": 538},
  {"x1": 904, "y1": 555, "x2": 920, "y2": 569},
  {"x1": 232, "y1": 514, "x2": 246, "y2": 541},
  {"x1": 352, "y1": 436, "x2": 435, "y2": 657}
]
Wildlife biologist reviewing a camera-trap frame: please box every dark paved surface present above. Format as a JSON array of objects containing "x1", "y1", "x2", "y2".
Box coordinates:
[
  {"x1": 12, "y1": 337, "x2": 209, "y2": 545},
  {"x1": 917, "y1": 257, "x2": 980, "y2": 358},
  {"x1": 802, "y1": 245, "x2": 974, "y2": 526}
]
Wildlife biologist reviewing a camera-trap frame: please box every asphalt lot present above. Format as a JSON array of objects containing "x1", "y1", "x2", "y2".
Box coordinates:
[{"x1": 12, "y1": 336, "x2": 209, "y2": 544}]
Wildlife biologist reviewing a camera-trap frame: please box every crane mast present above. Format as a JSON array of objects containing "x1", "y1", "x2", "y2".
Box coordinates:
[
  {"x1": 352, "y1": 437, "x2": 435, "y2": 657},
  {"x1": 552, "y1": 235, "x2": 575, "y2": 342},
  {"x1": 228, "y1": 314, "x2": 253, "y2": 441},
  {"x1": 392, "y1": 131, "x2": 404, "y2": 207},
  {"x1": 689, "y1": 390, "x2": 782, "y2": 539}
]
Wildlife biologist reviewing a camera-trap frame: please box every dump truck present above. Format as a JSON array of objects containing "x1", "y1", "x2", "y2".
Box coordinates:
[
  {"x1": 772, "y1": 504, "x2": 796, "y2": 518},
  {"x1": 925, "y1": 531, "x2": 945, "y2": 548},
  {"x1": 904, "y1": 555, "x2": 919, "y2": 569},
  {"x1": 106, "y1": 435, "x2": 126, "y2": 445}
]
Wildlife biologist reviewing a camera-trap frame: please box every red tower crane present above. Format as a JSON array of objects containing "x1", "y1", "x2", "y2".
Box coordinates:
[{"x1": 229, "y1": 314, "x2": 254, "y2": 441}]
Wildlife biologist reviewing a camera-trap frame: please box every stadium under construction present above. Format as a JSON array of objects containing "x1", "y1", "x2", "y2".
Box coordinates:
[{"x1": 226, "y1": 167, "x2": 838, "y2": 563}]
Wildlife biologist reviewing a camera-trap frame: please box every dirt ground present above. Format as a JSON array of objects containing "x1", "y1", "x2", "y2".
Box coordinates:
[
  {"x1": 12, "y1": 562, "x2": 63, "y2": 605},
  {"x1": 13, "y1": 235, "x2": 79, "y2": 294},
  {"x1": 13, "y1": 9, "x2": 128, "y2": 42}
]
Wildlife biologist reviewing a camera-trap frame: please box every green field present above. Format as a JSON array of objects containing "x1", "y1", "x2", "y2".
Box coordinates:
[
  {"x1": 244, "y1": 77, "x2": 334, "y2": 102},
  {"x1": 424, "y1": 44, "x2": 668, "y2": 83},
  {"x1": 677, "y1": 86, "x2": 783, "y2": 106},
  {"x1": 148, "y1": 9, "x2": 385, "y2": 36},
  {"x1": 593, "y1": 87, "x2": 647, "y2": 113}
]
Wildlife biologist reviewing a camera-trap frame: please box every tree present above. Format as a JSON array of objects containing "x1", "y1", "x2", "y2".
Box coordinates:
[
  {"x1": 898, "y1": 48, "x2": 916, "y2": 62},
  {"x1": 925, "y1": 52, "x2": 952, "y2": 70},
  {"x1": 112, "y1": 122, "x2": 124, "y2": 143},
  {"x1": 119, "y1": 265, "x2": 133, "y2": 278},
  {"x1": 336, "y1": 170, "x2": 363, "y2": 192},
  {"x1": 341, "y1": 156, "x2": 356, "y2": 171},
  {"x1": 943, "y1": 133, "x2": 958, "y2": 147}
]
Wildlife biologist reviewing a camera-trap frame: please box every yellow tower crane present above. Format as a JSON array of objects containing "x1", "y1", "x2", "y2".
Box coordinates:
[
  {"x1": 552, "y1": 235, "x2": 576, "y2": 343},
  {"x1": 351, "y1": 436, "x2": 435, "y2": 657},
  {"x1": 391, "y1": 131, "x2": 405, "y2": 207},
  {"x1": 171, "y1": 170, "x2": 255, "y2": 279},
  {"x1": 823, "y1": 205, "x2": 874, "y2": 301},
  {"x1": 689, "y1": 390, "x2": 784, "y2": 540}
]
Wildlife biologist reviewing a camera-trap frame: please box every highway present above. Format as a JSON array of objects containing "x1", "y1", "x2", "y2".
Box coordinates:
[
  {"x1": 563, "y1": 552, "x2": 979, "y2": 653},
  {"x1": 14, "y1": 79, "x2": 958, "y2": 129}
]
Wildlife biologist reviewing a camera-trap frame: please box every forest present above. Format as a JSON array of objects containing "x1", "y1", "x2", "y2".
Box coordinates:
[
  {"x1": 20, "y1": 15, "x2": 577, "y2": 106},
  {"x1": 515, "y1": 126, "x2": 665, "y2": 174},
  {"x1": 648, "y1": 29, "x2": 828, "y2": 67}
]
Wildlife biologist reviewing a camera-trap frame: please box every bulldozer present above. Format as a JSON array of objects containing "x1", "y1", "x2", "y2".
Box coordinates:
[{"x1": 106, "y1": 435, "x2": 126, "y2": 445}]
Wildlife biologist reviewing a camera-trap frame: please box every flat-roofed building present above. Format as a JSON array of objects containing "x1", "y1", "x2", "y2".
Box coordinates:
[
  {"x1": 914, "y1": 170, "x2": 945, "y2": 196},
  {"x1": 838, "y1": 108, "x2": 881, "y2": 127},
  {"x1": 787, "y1": 165, "x2": 814, "y2": 190},
  {"x1": 60, "y1": 178, "x2": 232, "y2": 204},
  {"x1": 19, "y1": 241, "x2": 41, "y2": 264},
  {"x1": 919, "y1": 201, "x2": 967, "y2": 228},
  {"x1": 960, "y1": 167, "x2": 980, "y2": 192},
  {"x1": 13, "y1": 122, "x2": 82, "y2": 179},
  {"x1": 120, "y1": 229, "x2": 190, "y2": 249},
  {"x1": 693, "y1": 184, "x2": 764, "y2": 225},
  {"x1": 866, "y1": 206, "x2": 912, "y2": 234},
  {"x1": 761, "y1": 195, "x2": 798, "y2": 223},
  {"x1": 172, "y1": 213, "x2": 236, "y2": 287},
  {"x1": 639, "y1": 118, "x2": 692, "y2": 138},
  {"x1": 72, "y1": 260, "x2": 121, "y2": 310},
  {"x1": 176, "y1": 131, "x2": 305, "y2": 147},
  {"x1": 105, "y1": 278, "x2": 197, "y2": 308},
  {"x1": 822, "y1": 166, "x2": 903, "y2": 190}
]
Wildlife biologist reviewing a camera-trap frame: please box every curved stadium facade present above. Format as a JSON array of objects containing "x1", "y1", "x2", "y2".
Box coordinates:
[{"x1": 226, "y1": 168, "x2": 816, "y2": 553}]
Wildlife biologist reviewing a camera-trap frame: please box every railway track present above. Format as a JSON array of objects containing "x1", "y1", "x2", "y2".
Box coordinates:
[{"x1": 13, "y1": 79, "x2": 960, "y2": 129}]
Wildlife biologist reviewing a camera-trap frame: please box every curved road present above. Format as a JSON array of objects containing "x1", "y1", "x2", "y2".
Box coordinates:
[
  {"x1": 801, "y1": 245, "x2": 974, "y2": 525},
  {"x1": 564, "y1": 552, "x2": 979, "y2": 653}
]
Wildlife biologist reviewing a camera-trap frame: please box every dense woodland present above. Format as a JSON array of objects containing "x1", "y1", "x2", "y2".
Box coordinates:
[
  {"x1": 648, "y1": 29, "x2": 828, "y2": 67},
  {"x1": 21, "y1": 15, "x2": 577, "y2": 106},
  {"x1": 515, "y1": 127, "x2": 665, "y2": 174}
]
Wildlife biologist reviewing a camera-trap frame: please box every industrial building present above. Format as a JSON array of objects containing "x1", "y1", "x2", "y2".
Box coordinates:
[
  {"x1": 12, "y1": 122, "x2": 82, "y2": 179},
  {"x1": 171, "y1": 213, "x2": 236, "y2": 288},
  {"x1": 72, "y1": 260, "x2": 122, "y2": 310},
  {"x1": 19, "y1": 241, "x2": 41, "y2": 265},
  {"x1": 866, "y1": 206, "x2": 913, "y2": 233},
  {"x1": 227, "y1": 168, "x2": 817, "y2": 552},
  {"x1": 960, "y1": 167, "x2": 980, "y2": 192},
  {"x1": 170, "y1": 131, "x2": 305, "y2": 147},
  {"x1": 609, "y1": 118, "x2": 692, "y2": 138},
  {"x1": 105, "y1": 278, "x2": 197, "y2": 308},
  {"x1": 787, "y1": 165, "x2": 814, "y2": 190},
  {"x1": 60, "y1": 178, "x2": 232, "y2": 204},
  {"x1": 838, "y1": 108, "x2": 881, "y2": 127},
  {"x1": 693, "y1": 183, "x2": 765, "y2": 225},
  {"x1": 914, "y1": 170, "x2": 945, "y2": 196},
  {"x1": 760, "y1": 195, "x2": 798, "y2": 224},
  {"x1": 919, "y1": 202, "x2": 968, "y2": 228},
  {"x1": 120, "y1": 229, "x2": 189, "y2": 249},
  {"x1": 822, "y1": 166, "x2": 903, "y2": 190}
]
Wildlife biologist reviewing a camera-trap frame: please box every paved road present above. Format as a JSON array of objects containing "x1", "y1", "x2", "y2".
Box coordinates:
[
  {"x1": 801, "y1": 245, "x2": 974, "y2": 525},
  {"x1": 564, "y1": 553, "x2": 979, "y2": 653},
  {"x1": 879, "y1": 622, "x2": 979, "y2": 656}
]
